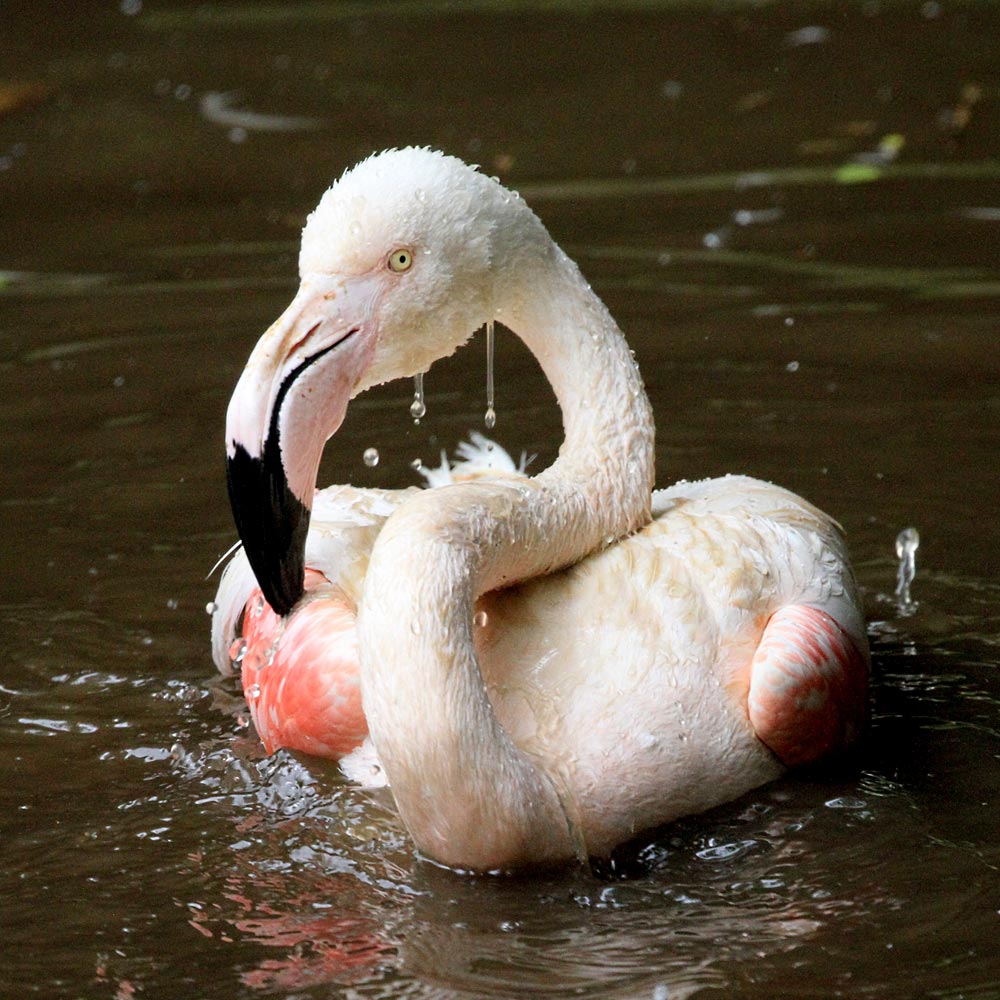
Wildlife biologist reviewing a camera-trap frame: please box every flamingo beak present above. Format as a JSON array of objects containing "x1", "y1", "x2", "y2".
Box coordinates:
[{"x1": 225, "y1": 271, "x2": 382, "y2": 616}]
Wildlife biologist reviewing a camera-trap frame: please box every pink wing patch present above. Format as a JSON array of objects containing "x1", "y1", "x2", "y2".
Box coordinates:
[
  {"x1": 748, "y1": 604, "x2": 869, "y2": 767},
  {"x1": 240, "y1": 572, "x2": 367, "y2": 760}
]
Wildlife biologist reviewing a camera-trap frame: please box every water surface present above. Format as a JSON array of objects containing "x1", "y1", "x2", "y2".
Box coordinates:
[{"x1": 2, "y1": 2, "x2": 998, "y2": 997}]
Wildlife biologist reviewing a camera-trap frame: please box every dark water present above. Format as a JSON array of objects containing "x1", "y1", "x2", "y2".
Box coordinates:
[{"x1": 2, "y1": 2, "x2": 999, "y2": 997}]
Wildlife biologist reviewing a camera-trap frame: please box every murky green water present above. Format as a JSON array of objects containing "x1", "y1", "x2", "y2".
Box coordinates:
[{"x1": 2, "y1": 2, "x2": 998, "y2": 997}]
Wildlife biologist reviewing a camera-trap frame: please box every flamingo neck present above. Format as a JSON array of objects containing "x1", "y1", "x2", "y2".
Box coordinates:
[{"x1": 357, "y1": 242, "x2": 654, "y2": 869}]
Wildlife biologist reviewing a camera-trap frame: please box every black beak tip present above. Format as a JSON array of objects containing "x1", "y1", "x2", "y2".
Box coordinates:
[{"x1": 226, "y1": 441, "x2": 310, "y2": 617}]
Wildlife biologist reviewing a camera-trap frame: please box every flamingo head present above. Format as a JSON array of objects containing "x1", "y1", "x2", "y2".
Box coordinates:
[{"x1": 225, "y1": 147, "x2": 543, "y2": 615}]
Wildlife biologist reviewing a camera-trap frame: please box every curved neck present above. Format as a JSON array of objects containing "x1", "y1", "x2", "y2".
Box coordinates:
[{"x1": 357, "y1": 244, "x2": 654, "y2": 869}]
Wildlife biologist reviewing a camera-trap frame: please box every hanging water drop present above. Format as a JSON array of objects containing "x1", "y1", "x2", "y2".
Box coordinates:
[
  {"x1": 410, "y1": 371, "x2": 426, "y2": 421},
  {"x1": 363, "y1": 447, "x2": 380, "y2": 467},
  {"x1": 484, "y1": 319, "x2": 496, "y2": 429},
  {"x1": 894, "y1": 527, "x2": 919, "y2": 614},
  {"x1": 205, "y1": 601, "x2": 217, "y2": 616}
]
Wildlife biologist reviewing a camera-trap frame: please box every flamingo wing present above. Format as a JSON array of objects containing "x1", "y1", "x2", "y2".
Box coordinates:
[{"x1": 748, "y1": 603, "x2": 869, "y2": 767}]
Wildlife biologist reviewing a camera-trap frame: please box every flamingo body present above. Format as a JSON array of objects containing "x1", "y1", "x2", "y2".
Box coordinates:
[{"x1": 214, "y1": 147, "x2": 870, "y2": 868}]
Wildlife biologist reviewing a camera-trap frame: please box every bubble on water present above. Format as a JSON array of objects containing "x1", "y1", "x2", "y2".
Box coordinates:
[
  {"x1": 474, "y1": 610, "x2": 488, "y2": 628},
  {"x1": 363, "y1": 447, "x2": 379, "y2": 467},
  {"x1": 894, "y1": 526, "x2": 920, "y2": 615}
]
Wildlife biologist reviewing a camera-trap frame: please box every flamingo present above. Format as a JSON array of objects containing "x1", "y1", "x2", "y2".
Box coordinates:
[{"x1": 213, "y1": 147, "x2": 869, "y2": 870}]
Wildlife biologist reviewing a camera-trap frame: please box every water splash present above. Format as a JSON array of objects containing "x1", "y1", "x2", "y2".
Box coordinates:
[
  {"x1": 362, "y1": 447, "x2": 379, "y2": 468},
  {"x1": 409, "y1": 372, "x2": 426, "y2": 422},
  {"x1": 894, "y1": 527, "x2": 920, "y2": 615},
  {"x1": 484, "y1": 320, "x2": 496, "y2": 429}
]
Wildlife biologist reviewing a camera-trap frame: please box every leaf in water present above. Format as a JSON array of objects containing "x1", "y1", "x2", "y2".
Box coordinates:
[
  {"x1": 0, "y1": 81, "x2": 51, "y2": 118},
  {"x1": 835, "y1": 163, "x2": 884, "y2": 185}
]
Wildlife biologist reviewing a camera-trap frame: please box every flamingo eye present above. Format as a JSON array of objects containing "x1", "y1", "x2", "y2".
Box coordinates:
[{"x1": 388, "y1": 248, "x2": 414, "y2": 273}]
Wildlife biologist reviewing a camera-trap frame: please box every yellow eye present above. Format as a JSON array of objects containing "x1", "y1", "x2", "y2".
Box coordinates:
[{"x1": 388, "y1": 248, "x2": 414, "y2": 273}]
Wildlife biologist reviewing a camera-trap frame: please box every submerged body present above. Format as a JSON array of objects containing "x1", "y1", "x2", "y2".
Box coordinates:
[
  {"x1": 214, "y1": 147, "x2": 869, "y2": 869},
  {"x1": 215, "y1": 472, "x2": 867, "y2": 858}
]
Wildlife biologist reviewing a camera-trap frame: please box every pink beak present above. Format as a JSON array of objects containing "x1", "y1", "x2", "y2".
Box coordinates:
[{"x1": 225, "y1": 271, "x2": 382, "y2": 615}]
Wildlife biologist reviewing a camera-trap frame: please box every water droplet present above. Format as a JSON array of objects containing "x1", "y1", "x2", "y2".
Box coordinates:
[
  {"x1": 166, "y1": 598, "x2": 179, "y2": 610},
  {"x1": 252, "y1": 595, "x2": 265, "y2": 617},
  {"x1": 205, "y1": 601, "x2": 217, "y2": 616},
  {"x1": 409, "y1": 457, "x2": 423, "y2": 471},
  {"x1": 894, "y1": 526, "x2": 920, "y2": 614},
  {"x1": 786, "y1": 359, "x2": 800, "y2": 371},
  {"x1": 410, "y1": 371, "x2": 426, "y2": 421},
  {"x1": 229, "y1": 639, "x2": 247, "y2": 664},
  {"x1": 474, "y1": 610, "x2": 488, "y2": 628},
  {"x1": 484, "y1": 319, "x2": 496, "y2": 429},
  {"x1": 363, "y1": 447, "x2": 379, "y2": 467},
  {"x1": 246, "y1": 683, "x2": 261, "y2": 701}
]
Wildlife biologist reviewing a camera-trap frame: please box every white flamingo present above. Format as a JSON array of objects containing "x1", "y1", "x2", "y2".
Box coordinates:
[{"x1": 214, "y1": 147, "x2": 869, "y2": 871}]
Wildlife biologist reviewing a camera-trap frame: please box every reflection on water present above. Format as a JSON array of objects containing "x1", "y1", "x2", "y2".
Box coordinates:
[{"x1": 2, "y1": 0, "x2": 999, "y2": 997}]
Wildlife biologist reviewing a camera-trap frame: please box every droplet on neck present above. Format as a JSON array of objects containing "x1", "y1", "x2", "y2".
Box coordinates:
[
  {"x1": 363, "y1": 447, "x2": 380, "y2": 467},
  {"x1": 410, "y1": 371, "x2": 426, "y2": 421},
  {"x1": 484, "y1": 319, "x2": 496, "y2": 429},
  {"x1": 229, "y1": 638, "x2": 247, "y2": 665}
]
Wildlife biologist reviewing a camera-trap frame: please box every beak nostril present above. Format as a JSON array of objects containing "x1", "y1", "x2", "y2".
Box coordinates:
[{"x1": 288, "y1": 320, "x2": 323, "y2": 359}]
